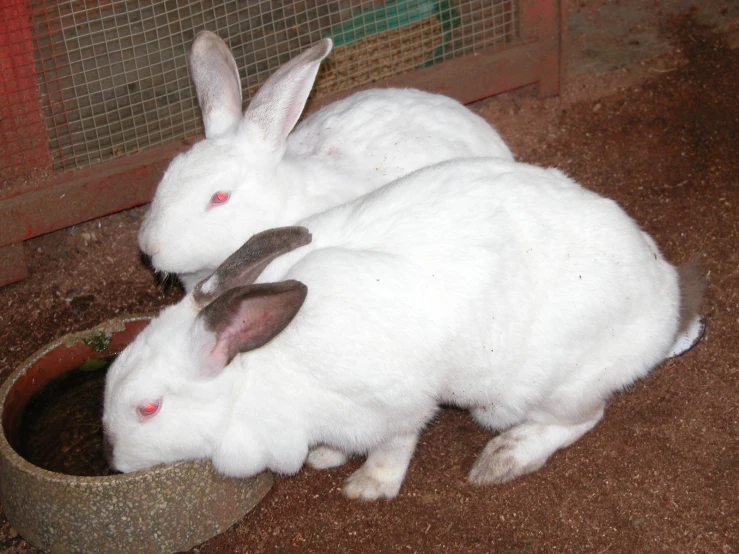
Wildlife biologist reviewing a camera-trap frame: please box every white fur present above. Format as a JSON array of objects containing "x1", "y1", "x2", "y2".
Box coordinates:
[
  {"x1": 105, "y1": 158, "x2": 686, "y2": 500},
  {"x1": 138, "y1": 33, "x2": 513, "y2": 291}
]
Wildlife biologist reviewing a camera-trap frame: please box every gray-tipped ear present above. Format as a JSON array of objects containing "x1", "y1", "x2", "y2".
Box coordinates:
[
  {"x1": 199, "y1": 280, "x2": 308, "y2": 370},
  {"x1": 189, "y1": 31, "x2": 243, "y2": 138},
  {"x1": 244, "y1": 38, "x2": 333, "y2": 147},
  {"x1": 193, "y1": 226, "x2": 312, "y2": 307}
]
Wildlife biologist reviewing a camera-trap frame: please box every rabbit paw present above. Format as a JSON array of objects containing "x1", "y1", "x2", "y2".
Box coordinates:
[
  {"x1": 343, "y1": 463, "x2": 404, "y2": 500},
  {"x1": 469, "y1": 416, "x2": 603, "y2": 485},
  {"x1": 341, "y1": 433, "x2": 419, "y2": 500},
  {"x1": 468, "y1": 432, "x2": 543, "y2": 485},
  {"x1": 306, "y1": 445, "x2": 348, "y2": 469}
]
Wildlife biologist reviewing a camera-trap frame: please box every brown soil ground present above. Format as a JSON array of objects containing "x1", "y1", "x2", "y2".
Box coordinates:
[{"x1": 1, "y1": 3, "x2": 738, "y2": 553}]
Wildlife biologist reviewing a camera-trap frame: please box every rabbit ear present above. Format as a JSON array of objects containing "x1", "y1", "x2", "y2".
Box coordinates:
[
  {"x1": 193, "y1": 226, "x2": 312, "y2": 307},
  {"x1": 244, "y1": 39, "x2": 332, "y2": 148},
  {"x1": 197, "y1": 280, "x2": 308, "y2": 372},
  {"x1": 189, "y1": 31, "x2": 243, "y2": 138}
]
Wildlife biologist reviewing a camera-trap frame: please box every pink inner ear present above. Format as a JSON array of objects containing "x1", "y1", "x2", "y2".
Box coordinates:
[
  {"x1": 201, "y1": 281, "x2": 306, "y2": 375},
  {"x1": 206, "y1": 307, "x2": 259, "y2": 372},
  {"x1": 207, "y1": 339, "x2": 231, "y2": 374},
  {"x1": 207, "y1": 302, "x2": 274, "y2": 371}
]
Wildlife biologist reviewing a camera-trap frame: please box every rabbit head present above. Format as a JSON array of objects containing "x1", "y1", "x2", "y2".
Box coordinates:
[
  {"x1": 138, "y1": 32, "x2": 331, "y2": 288},
  {"x1": 104, "y1": 227, "x2": 312, "y2": 473}
]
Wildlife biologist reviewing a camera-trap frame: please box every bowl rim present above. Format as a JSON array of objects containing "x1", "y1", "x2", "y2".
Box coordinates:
[{"x1": 0, "y1": 313, "x2": 204, "y2": 485}]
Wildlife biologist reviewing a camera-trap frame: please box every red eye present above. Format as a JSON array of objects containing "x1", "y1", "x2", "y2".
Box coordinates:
[
  {"x1": 210, "y1": 191, "x2": 230, "y2": 204},
  {"x1": 138, "y1": 399, "x2": 161, "y2": 419}
]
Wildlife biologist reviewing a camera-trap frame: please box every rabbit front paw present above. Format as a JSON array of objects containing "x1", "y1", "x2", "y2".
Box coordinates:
[
  {"x1": 343, "y1": 463, "x2": 404, "y2": 500},
  {"x1": 341, "y1": 433, "x2": 419, "y2": 500}
]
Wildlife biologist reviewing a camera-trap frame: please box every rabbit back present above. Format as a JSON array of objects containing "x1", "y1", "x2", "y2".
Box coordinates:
[
  {"x1": 289, "y1": 88, "x2": 513, "y2": 183},
  {"x1": 256, "y1": 158, "x2": 680, "y2": 427}
]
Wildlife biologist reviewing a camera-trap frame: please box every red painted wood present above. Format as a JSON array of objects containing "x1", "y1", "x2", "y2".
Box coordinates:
[
  {"x1": 536, "y1": 0, "x2": 565, "y2": 98},
  {"x1": 0, "y1": 139, "x2": 192, "y2": 248},
  {"x1": 0, "y1": 0, "x2": 52, "y2": 181},
  {"x1": 519, "y1": 0, "x2": 565, "y2": 98}
]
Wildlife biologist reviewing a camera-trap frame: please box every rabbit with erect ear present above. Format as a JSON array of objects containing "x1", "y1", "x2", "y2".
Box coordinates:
[
  {"x1": 106, "y1": 157, "x2": 704, "y2": 500},
  {"x1": 137, "y1": 31, "x2": 514, "y2": 291}
]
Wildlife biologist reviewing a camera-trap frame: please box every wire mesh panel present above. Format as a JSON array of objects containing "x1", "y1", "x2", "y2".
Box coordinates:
[{"x1": 2, "y1": 0, "x2": 516, "y2": 179}]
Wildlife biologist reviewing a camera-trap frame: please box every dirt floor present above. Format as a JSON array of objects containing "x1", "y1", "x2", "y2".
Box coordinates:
[{"x1": 1, "y1": 2, "x2": 738, "y2": 553}]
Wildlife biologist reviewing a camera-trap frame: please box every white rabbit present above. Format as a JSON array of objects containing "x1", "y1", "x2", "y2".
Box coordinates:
[
  {"x1": 105, "y1": 158, "x2": 704, "y2": 500},
  {"x1": 137, "y1": 31, "x2": 514, "y2": 291}
]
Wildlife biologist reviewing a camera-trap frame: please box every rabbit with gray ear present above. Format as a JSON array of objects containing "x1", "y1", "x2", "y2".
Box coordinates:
[
  {"x1": 105, "y1": 157, "x2": 704, "y2": 500},
  {"x1": 138, "y1": 31, "x2": 514, "y2": 291}
]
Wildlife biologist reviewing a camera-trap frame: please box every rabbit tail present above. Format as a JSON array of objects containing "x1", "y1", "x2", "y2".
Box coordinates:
[{"x1": 667, "y1": 256, "x2": 706, "y2": 358}]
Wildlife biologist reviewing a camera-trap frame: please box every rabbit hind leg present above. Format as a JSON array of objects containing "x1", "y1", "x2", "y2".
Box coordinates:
[{"x1": 468, "y1": 403, "x2": 604, "y2": 485}]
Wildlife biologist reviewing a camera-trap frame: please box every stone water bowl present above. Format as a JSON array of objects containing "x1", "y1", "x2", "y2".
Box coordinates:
[{"x1": 0, "y1": 315, "x2": 272, "y2": 554}]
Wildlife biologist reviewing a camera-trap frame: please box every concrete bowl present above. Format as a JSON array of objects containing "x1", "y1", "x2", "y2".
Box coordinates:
[{"x1": 0, "y1": 315, "x2": 272, "y2": 554}]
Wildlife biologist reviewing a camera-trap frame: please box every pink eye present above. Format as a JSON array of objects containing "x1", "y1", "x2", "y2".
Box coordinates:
[
  {"x1": 210, "y1": 191, "x2": 230, "y2": 205},
  {"x1": 138, "y1": 399, "x2": 161, "y2": 419}
]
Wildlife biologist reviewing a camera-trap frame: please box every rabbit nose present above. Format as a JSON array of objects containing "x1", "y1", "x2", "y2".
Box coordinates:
[
  {"x1": 143, "y1": 238, "x2": 160, "y2": 256},
  {"x1": 138, "y1": 225, "x2": 160, "y2": 256}
]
